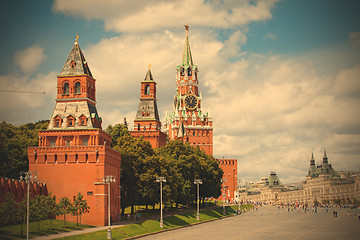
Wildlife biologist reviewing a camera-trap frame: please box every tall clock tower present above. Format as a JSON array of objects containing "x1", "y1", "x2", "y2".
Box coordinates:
[{"x1": 164, "y1": 25, "x2": 213, "y2": 155}]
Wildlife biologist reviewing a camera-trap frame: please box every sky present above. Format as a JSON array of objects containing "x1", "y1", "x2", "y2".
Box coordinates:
[{"x1": 1, "y1": 0, "x2": 360, "y2": 184}]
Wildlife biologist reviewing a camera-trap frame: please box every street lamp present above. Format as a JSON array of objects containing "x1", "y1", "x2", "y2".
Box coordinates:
[
  {"x1": 237, "y1": 178, "x2": 242, "y2": 211},
  {"x1": 156, "y1": 176, "x2": 166, "y2": 228},
  {"x1": 20, "y1": 171, "x2": 37, "y2": 240},
  {"x1": 103, "y1": 175, "x2": 116, "y2": 240},
  {"x1": 221, "y1": 178, "x2": 227, "y2": 215},
  {"x1": 194, "y1": 179, "x2": 203, "y2": 221}
]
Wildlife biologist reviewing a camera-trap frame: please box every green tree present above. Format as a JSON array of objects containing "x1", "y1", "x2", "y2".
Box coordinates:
[
  {"x1": 0, "y1": 120, "x2": 48, "y2": 178},
  {"x1": 72, "y1": 192, "x2": 90, "y2": 226},
  {"x1": 0, "y1": 193, "x2": 18, "y2": 225},
  {"x1": 58, "y1": 197, "x2": 72, "y2": 228},
  {"x1": 43, "y1": 194, "x2": 58, "y2": 229},
  {"x1": 107, "y1": 123, "x2": 155, "y2": 215},
  {"x1": 156, "y1": 140, "x2": 223, "y2": 206}
]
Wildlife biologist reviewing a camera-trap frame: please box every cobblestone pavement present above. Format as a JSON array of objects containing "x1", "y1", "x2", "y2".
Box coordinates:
[{"x1": 135, "y1": 205, "x2": 360, "y2": 240}]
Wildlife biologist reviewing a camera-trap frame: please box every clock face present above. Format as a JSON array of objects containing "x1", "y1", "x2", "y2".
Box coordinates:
[{"x1": 184, "y1": 94, "x2": 198, "y2": 110}]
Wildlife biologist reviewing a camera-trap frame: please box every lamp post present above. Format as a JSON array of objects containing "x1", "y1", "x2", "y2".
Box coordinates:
[
  {"x1": 221, "y1": 178, "x2": 227, "y2": 215},
  {"x1": 156, "y1": 176, "x2": 166, "y2": 228},
  {"x1": 237, "y1": 179, "x2": 242, "y2": 211},
  {"x1": 194, "y1": 179, "x2": 203, "y2": 221},
  {"x1": 103, "y1": 175, "x2": 116, "y2": 240},
  {"x1": 20, "y1": 171, "x2": 37, "y2": 240}
]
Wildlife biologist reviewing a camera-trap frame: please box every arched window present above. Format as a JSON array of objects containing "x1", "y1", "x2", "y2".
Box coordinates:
[
  {"x1": 63, "y1": 82, "x2": 69, "y2": 95},
  {"x1": 75, "y1": 82, "x2": 81, "y2": 94},
  {"x1": 145, "y1": 85, "x2": 150, "y2": 95},
  {"x1": 187, "y1": 68, "x2": 192, "y2": 76},
  {"x1": 180, "y1": 67, "x2": 185, "y2": 76}
]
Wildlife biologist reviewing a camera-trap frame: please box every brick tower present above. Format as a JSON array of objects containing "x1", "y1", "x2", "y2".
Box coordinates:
[
  {"x1": 131, "y1": 67, "x2": 167, "y2": 148},
  {"x1": 218, "y1": 158, "x2": 238, "y2": 203},
  {"x1": 164, "y1": 25, "x2": 213, "y2": 155},
  {"x1": 28, "y1": 37, "x2": 121, "y2": 226}
]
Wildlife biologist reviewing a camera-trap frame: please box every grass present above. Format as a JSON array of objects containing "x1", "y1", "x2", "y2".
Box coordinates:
[
  {"x1": 0, "y1": 204, "x2": 252, "y2": 240},
  {"x1": 0, "y1": 219, "x2": 94, "y2": 240},
  {"x1": 60, "y1": 204, "x2": 253, "y2": 240}
]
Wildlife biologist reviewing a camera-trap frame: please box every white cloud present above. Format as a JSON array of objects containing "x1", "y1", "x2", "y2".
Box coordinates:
[
  {"x1": 14, "y1": 46, "x2": 46, "y2": 74},
  {"x1": 53, "y1": 0, "x2": 278, "y2": 32}
]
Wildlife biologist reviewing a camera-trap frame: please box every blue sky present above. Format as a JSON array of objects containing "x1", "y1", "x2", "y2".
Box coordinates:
[{"x1": 1, "y1": 0, "x2": 360, "y2": 183}]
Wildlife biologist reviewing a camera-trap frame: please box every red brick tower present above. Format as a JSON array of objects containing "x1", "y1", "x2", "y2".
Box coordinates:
[
  {"x1": 131, "y1": 67, "x2": 167, "y2": 148},
  {"x1": 218, "y1": 159, "x2": 237, "y2": 203},
  {"x1": 28, "y1": 37, "x2": 121, "y2": 226},
  {"x1": 164, "y1": 25, "x2": 213, "y2": 155}
]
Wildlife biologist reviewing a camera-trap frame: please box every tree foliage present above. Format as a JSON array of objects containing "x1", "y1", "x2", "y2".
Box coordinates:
[
  {"x1": 106, "y1": 123, "x2": 223, "y2": 215},
  {"x1": 0, "y1": 120, "x2": 49, "y2": 178}
]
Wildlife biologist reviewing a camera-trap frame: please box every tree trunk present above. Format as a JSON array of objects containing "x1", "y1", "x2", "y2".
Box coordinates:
[
  {"x1": 131, "y1": 205, "x2": 134, "y2": 214},
  {"x1": 121, "y1": 208, "x2": 125, "y2": 216},
  {"x1": 63, "y1": 214, "x2": 66, "y2": 228},
  {"x1": 38, "y1": 220, "x2": 41, "y2": 231}
]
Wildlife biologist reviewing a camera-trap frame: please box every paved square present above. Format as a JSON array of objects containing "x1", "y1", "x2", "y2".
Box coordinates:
[{"x1": 137, "y1": 205, "x2": 360, "y2": 240}]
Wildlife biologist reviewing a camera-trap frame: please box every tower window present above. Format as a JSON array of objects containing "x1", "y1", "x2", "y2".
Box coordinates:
[
  {"x1": 82, "y1": 138, "x2": 88, "y2": 146},
  {"x1": 187, "y1": 68, "x2": 192, "y2": 76},
  {"x1": 66, "y1": 141, "x2": 70, "y2": 146},
  {"x1": 70, "y1": 60, "x2": 76, "y2": 69},
  {"x1": 138, "y1": 124, "x2": 140, "y2": 131},
  {"x1": 180, "y1": 68, "x2": 185, "y2": 76},
  {"x1": 145, "y1": 85, "x2": 150, "y2": 95},
  {"x1": 63, "y1": 83, "x2": 69, "y2": 95},
  {"x1": 75, "y1": 82, "x2": 81, "y2": 94}
]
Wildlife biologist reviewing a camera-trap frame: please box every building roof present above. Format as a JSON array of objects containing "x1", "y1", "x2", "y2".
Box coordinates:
[
  {"x1": 144, "y1": 68, "x2": 154, "y2": 81},
  {"x1": 135, "y1": 99, "x2": 160, "y2": 121},
  {"x1": 59, "y1": 39, "x2": 93, "y2": 77}
]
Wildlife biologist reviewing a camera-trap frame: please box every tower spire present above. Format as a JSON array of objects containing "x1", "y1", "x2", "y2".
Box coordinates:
[
  {"x1": 323, "y1": 150, "x2": 328, "y2": 163},
  {"x1": 182, "y1": 24, "x2": 193, "y2": 67}
]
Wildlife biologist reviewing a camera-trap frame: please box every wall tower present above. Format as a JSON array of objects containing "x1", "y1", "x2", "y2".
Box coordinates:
[
  {"x1": 28, "y1": 37, "x2": 121, "y2": 226},
  {"x1": 131, "y1": 67, "x2": 167, "y2": 148}
]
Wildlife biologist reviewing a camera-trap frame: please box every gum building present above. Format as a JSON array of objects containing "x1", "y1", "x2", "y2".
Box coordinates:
[
  {"x1": 237, "y1": 151, "x2": 360, "y2": 205},
  {"x1": 28, "y1": 38, "x2": 121, "y2": 226}
]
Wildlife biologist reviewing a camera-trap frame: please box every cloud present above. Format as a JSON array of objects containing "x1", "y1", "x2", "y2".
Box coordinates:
[
  {"x1": 0, "y1": 71, "x2": 56, "y2": 125},
  {"x1": 348, "y1": 31, "x2": 360, "y2": 45},
  {"x1": 53, "y1": 0, "x2": 278, "y2": 32},
  {"x1": 71, "y1": 26, "x2": 360, "y2": 184},
  {"x1": 14, "y1": 46, "x2": 46, "y2": 74},
  {"x1": 3, "y1": 0, "x2": 358, "y2": 184},
  {"x1": 262, "y1": 32, "x2": 277, "y2": 41}
]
